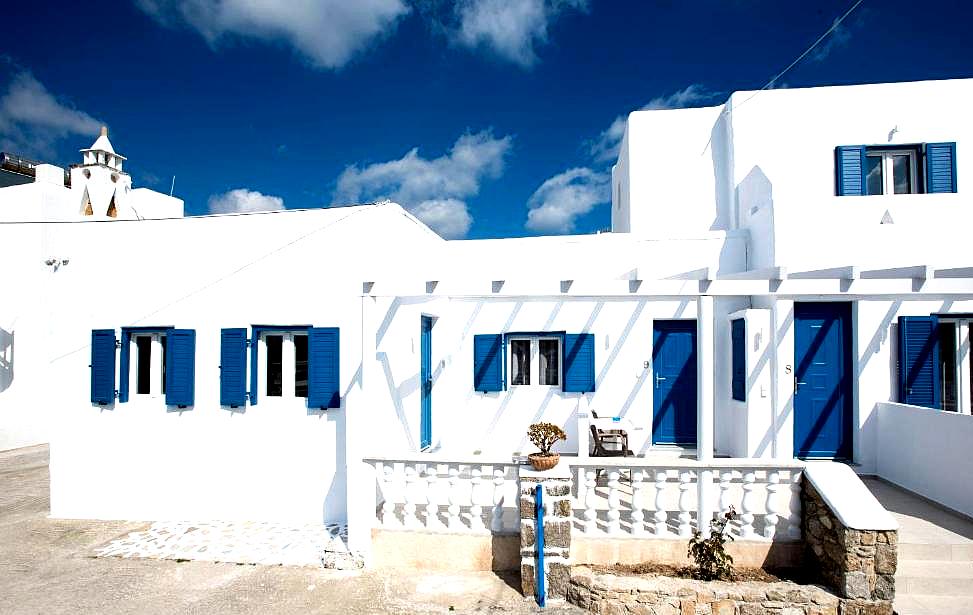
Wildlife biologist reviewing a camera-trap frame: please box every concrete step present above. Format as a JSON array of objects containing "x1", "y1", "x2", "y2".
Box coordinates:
[
  {"x1": 899, "y1": 542, "x2": 973, "y2": 562},
  {"x1": 896, "y1": 560, "x2": 973, "y2": 596},
  {"x1": 894, "y1": 593, "x2": 973, "y2": 615}
]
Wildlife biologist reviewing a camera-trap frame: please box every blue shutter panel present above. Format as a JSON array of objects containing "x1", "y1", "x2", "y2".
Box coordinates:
[
  {"x1": 898, "y1": 316, "x2": 941, "y2": 409},
  {"x1": 249, "y1": 329, "x2": 259, "y2": 406},
  {"x1": 165, "y1": 329, "x2": 195, "y2": 407},
  {"x1": 473, "y1": 334, "x2": 504, "y2": 392},
  {"x1": 835, "y1": 145, "x2": 866, "y2": 196},
  {"x1": 220, "y1": 328, "x2": 248, "y2": 407},
  {"x1": 731, "y1": 318, "x2": 746, "y2": 402},
  {"x1": 90, "y1": 329, "x2": 116, "y2": 405},
  {"x1": 926, "y1": 142, "x2": 957, "y2": 194},
  {"x1": 308, "y1": 327, "x2": 340, "y2": 409},
  {"x1": 563, "y1": 333, "x2": 595, "y2": 393}
]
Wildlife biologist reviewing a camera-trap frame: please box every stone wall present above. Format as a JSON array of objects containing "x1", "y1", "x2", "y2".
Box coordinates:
[
  {"x1": 802, "y1": 479, "x2": 896, "y2": 615},
  {"x1": 567, "y1": 566, "x2": 844, "y2": 615},
  {"x1": 519, "y1": 466, "x2": 573, "y2": 601}
]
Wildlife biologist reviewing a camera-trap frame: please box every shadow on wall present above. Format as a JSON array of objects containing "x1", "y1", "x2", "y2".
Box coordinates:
[
  {"x1": 736, "y1": 166, "x2": 776, "y2": 271},
  {"x1": 0, "y1": 328, "x2": 12, "y2": 393}
]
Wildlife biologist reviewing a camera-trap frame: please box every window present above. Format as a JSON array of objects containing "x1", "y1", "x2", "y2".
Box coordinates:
[
  {"x1": 266, "y1": 334, "x2": 283, "y2": 397},
  {"x1": 731, "y1": 318, "x2": 746, "y2": 402},
  {"x1": 134, "y1": 333, "x2": 168, "y2": 396},
  {"x1": 91, "y1": 327, "x2": 195, "y2": 407},
  {"x1": 865, "y1": 147, "x2": 919, "y2": 195},
  {"x1": 509, "y1": 337, "x2": 560, "y2": 387},
  {"x1": 262, "y1": 332, "x2": 308, "y2": 398},
  {"x1": 835, "y1": 143, "x2": 957, "y2": 196}
]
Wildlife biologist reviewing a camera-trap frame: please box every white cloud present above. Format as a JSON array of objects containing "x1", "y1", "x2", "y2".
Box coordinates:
[
  {"x1": 589, "y1": 84, "x2": 713, "y2": 163},
  {"x1": 525, "y1": 167, "x2": 608, "y2": 234},
  {"x1": 208, "y1": 188, "x2": 284, "y2": 214},
  {"x1": 810, "y1": 17, "x2": 852, "y2": 62},
  {"x1": 411, "y1": 198, "x2": 472, "y2": 239},
  {"x1": 334, "y1": 130, "x2": 511, "y2": 238},
  {"x1": 452, "y1": 0, "x2": 587, "y2": 67},
  {"x1": 136, "y1": 0, "x2": 410, "y2": 70},
  {"x1": 0, "y1": 72, "x2": 102, "y2": 157}
]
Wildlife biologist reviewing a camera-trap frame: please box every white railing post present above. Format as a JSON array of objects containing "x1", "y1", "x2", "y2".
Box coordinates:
[
  {"x1": 583, "y1": 470, "x2": 598, "y2": 534},
  {"x1": 491, "y1": 469, "x2": 505, "y2": 532},
  {"x1": 424, "y1": 466, "x2": 440, "y2": 530},
  {"x1": 787, "y1": 470, "x2": 802, "y2": 540},
  {"x1": 677, "y1": 471, "x2": 693, "y2": 537},
  {"x1": 447, "y1": 466, "x2": 462, "y2": 530},
  {"x1": 763, "y1": 470, "x2": 781, "y2": 539},
  {"x1": 380, "y1": 464, "x2": 396, "y2": 526},
  {"x1": 404, "y1": 465, "x2": 420, "y2": 529},
  {"x1": 470, "y1": 467, "x2": 485, "y2": 531},
  {"x1": 653, "y1": 469, "x2": 669, "y2": 536},
  {"x1": 630, "y1": 470, "x2": 646, "y2": 536},
  {"x1": 698, "y1": 468, "x2": 713, "y2": 538},
  {"x1": 740, "y1": 471, "x2": 757, "y2": 539},
  {"x1": 606, "y1": 470, "x2": 621, "y2": 535},
  {"x1": 718, "y1": 470, "x2": 734, "y2": 518}
]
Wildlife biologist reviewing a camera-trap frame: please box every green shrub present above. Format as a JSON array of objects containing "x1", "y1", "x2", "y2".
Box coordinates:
[
  {"x1": 688, "y1": 507, "x2": 737, "y2": 581},
  {"x1": 527, "y1": 422, "x2": 567, "y2": 455}
]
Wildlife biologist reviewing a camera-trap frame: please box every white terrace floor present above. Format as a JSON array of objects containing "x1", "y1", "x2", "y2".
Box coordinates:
[{"x1": 863, "y1": 478, "x2": 973, "y2": 615}]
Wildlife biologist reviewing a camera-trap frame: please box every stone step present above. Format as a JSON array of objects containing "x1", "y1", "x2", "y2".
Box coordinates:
[
  {"x1": 899, "y1": 542, "x2": 973, "y2": 562},
  {"x1": 894, "y1": 593, "x2": 973, "y2": 615},
  {"x1": 896, "y1": 561, "x2": 973, "y2": 596}
]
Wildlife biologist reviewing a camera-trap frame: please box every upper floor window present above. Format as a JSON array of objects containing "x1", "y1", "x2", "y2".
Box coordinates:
[
  {"x1": 835, "y1": 142, "x2": 957, "y2": 196},
  {"x1": 262, "y1": 331, "x2": 309, "y2": 399},
  {"x1": 509, "y1": 337, "x2": 561, "y2": 387}
]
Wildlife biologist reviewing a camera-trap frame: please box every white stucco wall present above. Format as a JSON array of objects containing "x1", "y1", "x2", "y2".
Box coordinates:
[{"x1": 876, "y1": 402, "x2": 973, "y2": 518}]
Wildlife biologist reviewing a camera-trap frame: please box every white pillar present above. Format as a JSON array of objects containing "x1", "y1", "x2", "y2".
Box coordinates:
[
  {"x1": 697, "y1": 295, "x2": 714, "y2": 537},
  {"x1": 957, "y1": 321, "x2": 970, "y2": 415},
  {"x1": 770, "y1": 299, "x2": 795, "y2": 460},
  {"x1": 282, "y1": 333, "x2": 296, "y2": 397},
  {"x1": 151, "y1": 334, "x2": 164, "y2": 396}
]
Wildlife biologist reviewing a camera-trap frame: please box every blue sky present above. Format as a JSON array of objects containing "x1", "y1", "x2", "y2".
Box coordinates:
[{"x1": 1, "y1": 1, "x2": 971, "y2": 238}]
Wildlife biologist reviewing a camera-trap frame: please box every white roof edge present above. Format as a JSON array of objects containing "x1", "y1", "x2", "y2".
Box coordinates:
[{"x1": 804, "y1": 462, "x2": 898, "y2": 531}]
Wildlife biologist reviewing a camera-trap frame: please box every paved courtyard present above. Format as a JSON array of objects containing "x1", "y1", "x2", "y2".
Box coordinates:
[{"x1": 0, "y1": 445, "x2": 579, "y2": 615}]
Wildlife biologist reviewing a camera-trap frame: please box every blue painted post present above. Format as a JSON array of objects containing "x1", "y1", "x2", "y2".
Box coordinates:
[{"x1": 535, "y1": 484, "x2": 545, "y2": 607}]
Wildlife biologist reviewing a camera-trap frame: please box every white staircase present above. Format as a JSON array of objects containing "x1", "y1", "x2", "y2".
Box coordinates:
[{"x1": 862, "y1": 478, "x2": 973, "y2": 614}]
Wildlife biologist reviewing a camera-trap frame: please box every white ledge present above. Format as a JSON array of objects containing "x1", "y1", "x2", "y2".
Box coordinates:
[{"x1": 804, "y1": 462, "x2": 898, "y2": 531}]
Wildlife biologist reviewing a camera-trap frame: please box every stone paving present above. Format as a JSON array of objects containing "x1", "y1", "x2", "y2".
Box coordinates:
[{"x1": 94, "y1": 520, "x2": 350, "y2": 567}]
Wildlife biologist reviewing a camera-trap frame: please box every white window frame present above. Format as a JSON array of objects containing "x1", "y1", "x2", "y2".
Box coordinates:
[
  {"x1": 865, "y1": 148, "x2": 919, "y2": 195},
  {"x1": 508, "y1": 336, "x2": 561, "y2": 388},
  {"x1": 132, "y1": 332, "x2": 166, "y2": 398},
  {"x1": 258, "y1": 331, "x2": 309, "y2": 400}
]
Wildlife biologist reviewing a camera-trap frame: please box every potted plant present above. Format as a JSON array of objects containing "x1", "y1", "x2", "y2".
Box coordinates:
[{"x1": 527, "y1": 422, "x2": 567, "y2": 471}]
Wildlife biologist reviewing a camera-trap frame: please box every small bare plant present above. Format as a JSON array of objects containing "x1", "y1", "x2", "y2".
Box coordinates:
[
  {"x1": 527, "y1": 422, "x2": 567, "y2": 456},
  {"x1": 688, "y1": 506, "x2": 737, "y2": 581}
]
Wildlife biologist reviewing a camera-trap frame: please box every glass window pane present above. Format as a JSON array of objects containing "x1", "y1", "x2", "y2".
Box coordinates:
[
  {"x1": 865, "y1": 155, "x2": 883, "y2": 195},
  {"x1": 295, "y1": 335, "x2": 308, "y2": 398},
  {"x1": 160, "y1": 335, "x2": 167, "y2": 395},
  {"x1": 266, "y1": 335, "x2": 283, "y2": 397},
  {"x1": 892, "y1": 154, "x2": 912, "y2": 194},
  {"x1": 511, "y1": 340, "x2": 530, "y2": 385},
  {"x1": 539, "y1": 339, "x2": 559, "y2": 385}
]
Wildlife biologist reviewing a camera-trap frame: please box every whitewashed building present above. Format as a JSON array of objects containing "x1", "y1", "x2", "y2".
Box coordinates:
[{"x1": 0, "y1": 78, "x2": 971, "y2": 564}]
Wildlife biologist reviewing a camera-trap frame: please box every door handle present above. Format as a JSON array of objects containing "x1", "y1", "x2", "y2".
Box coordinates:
[
  {"x1": 655, "y1": 374, "x2": 666, "y2": 389},
  {"x1": 794, "y1": 377, "x2": 807, "y2": 392}
]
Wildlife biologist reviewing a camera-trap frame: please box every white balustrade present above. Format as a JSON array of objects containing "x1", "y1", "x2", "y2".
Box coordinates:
[
  {"x1": 404, "y1": 465, "x2": 420, "y2": 529},
  {"x1": 491, "y1": 469, "x2": 505, "y2": 532},
  {"x1": 653, "y1": 469, "x2": 669, "y2": 537},
  {"x1": 469, "y1": 467, "x2": 485, "y2": 531},
  {"x1": 787, "y1": 471, "x2": 802, "y2": 539},
  {"x1": 677, "y1": 471, "x2": 694, "y2": 538},
  {"x1": 424, "y1": 466, "x2": 440, "y2": 529},
  {"x1": 630, "y1": 470, "x2": 646, "y2": 536},
  {"x1": 718, "y1": 470, "x2": 734, "y2": 517},
  {"x1": 739, "y1": 471, "x2": 757, "y2": 538},
  {"x1": 380, "y1": 465, "x2": 396, "y2": 526},
  {"x1": 583, "y1": 471, "x2": 598, "y2": 534},
  {"x1": 447, "y1": 467, "x2": 462, "y2": 530},
  {"x1": 606, "y1": 470, "x2": 622, "y2": 535},
  {"x1": 763, "y1": 470, "x2": 781, "y2": 539}
]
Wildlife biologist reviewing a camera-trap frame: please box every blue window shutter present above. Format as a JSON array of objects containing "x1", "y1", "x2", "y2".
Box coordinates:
[
  {"x1": 220, "y1": 328, "x2": 248, "y2": 407},
  {"x1": 835, "y1": 145, "x2": 866, "y2": 196},
  {"x1": 249, "y1": 329, "x2": 259, "y2": 406},
  {"x1": 926, "y1": 142, "x2": 957, "y2": 194},
  {"x1": 731, "y1": 318, "x2": 746, "y2": 402},
  {"x1": 90, "y1": 329, "x2": 116, "y2": 405},
  {"x1": 308, "y1": 327, "x2": 340, "y2": 409},
  {"x1": 118, "y1": 330, "x2": 131, "y2": 403},
  {"x1": 165, "y1": 329, "x2": 195, "y2": 407},
  {"x1": 563, "y1": 333, "x2": 595, "y2": 393},
  {"x1": 898, "y1": 316, "x2": 941, "y2": 409},
  {"x1": 473, "y1": 334, "x2": 504, "y2": 392}
]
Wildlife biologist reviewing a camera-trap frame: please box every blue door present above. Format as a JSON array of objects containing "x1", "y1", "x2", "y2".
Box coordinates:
[
  {"x1": 794, "y1": 303, "x2": 852, "y2": 459},
  {"x1": 652, "y1": 320, "x2": 697, "y2": 445},
  {"x1": 420, "y1": 316, "x2": 433, "y2": 450}
]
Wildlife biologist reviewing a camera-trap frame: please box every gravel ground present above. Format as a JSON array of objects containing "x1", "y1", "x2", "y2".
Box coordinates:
[{"x1": 0, "y1": 444, "x2": 581, "y2": 615}]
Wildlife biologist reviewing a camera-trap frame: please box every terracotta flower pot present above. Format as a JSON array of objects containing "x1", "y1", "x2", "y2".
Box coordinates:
[{"x1": 528, "y1": 452, "x2": 560, "y2": 471}]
